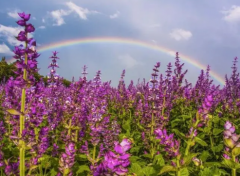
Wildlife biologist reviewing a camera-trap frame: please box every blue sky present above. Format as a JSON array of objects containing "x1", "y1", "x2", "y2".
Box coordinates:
[{"x1": 0, "y1": 0, "x2": 240, "y2": 87}]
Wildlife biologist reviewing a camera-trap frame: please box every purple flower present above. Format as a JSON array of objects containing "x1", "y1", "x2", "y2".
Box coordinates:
[
  {"x1": 16, "y1": 19, "x2": 26, "y2": 26},
  {"x1": 98, "y1": 138, "x2": 132, "y2": 175},
  {"x1": 224, "y1": 121, "x2": 233, "y2": 130},
  {"x1": 16, "y1": 31, "x2": 27, "y2": 41},
  {"x1": 155, "y1": 128, "x2": 180, "y2": 157},
  {"x1": 5, "y1": 161, "x2": 19, "y2": 176},
  {"x1": 223, "y1": 121, "x2": 240, "y2": 152},
  {"x1": 18, "y1": 12, "x2": 31, "y2": 21},
  {"x1": 59, "y1": 142, "x2": 76, "y2": 174},
  {"x1": 25, "y1": 23, "x2": 35, "y2": 33}
]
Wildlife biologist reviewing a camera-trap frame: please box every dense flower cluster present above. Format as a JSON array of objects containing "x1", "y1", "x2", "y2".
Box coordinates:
[
  {"x1": 223, "y1": 121, "x2": 240, "y2": 162},
  {"x1": 155, "y1": 129, "x2": 180, "y2": 157},
  {"x1": 94, "y1": 138, "x2": 132, "y2": 176},
  {"x1": 1, "y1": 11, "x2": 240, "y2": 176}
]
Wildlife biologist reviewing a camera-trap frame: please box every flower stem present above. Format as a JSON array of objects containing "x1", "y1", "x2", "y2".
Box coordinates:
[
  {"x1": 39, "y1": 161, "x2": 43, "y2": 176},
  {"x1": 184, "y1": 119, "x2": 199, "y2": 156},
  {"x1": 68, "y1": 119, "x2": 72, "y2": 136},
  {"x1": 19, "y1": 37, "x2": 28, "y2": 176},
  {"x1": 232, "y1": 154, "x2": 236, "y2": 176},
  {"x1": 93, "y1": 145, "x2": 96, "y2": 162}
]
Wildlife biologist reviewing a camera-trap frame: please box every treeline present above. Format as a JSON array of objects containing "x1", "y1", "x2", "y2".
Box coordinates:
[{"x1": 0, "y1": 57, "x2": 71, "y2": 87}]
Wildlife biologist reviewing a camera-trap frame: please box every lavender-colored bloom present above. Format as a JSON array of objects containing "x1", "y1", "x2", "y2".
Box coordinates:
[
  {"x1": 155, "y1": 128, "x2": 180, "y2": 157},
  {"x1": 59, "y1": 142, "x2": 76, "y2": 174},
  {"x1": 25, "y1": 23, "x2": 35, "y2": 33},
  {"x1": 223, "y1": 120, "x2": 240, "y2": 159},
  {"x1": 97, "y1": 138, "x2": 132, "y2": 175},
  {"x1": 5, "y1": 161, "x2": 19, "y2": 176},
  {"x1": 18, "y1": 12, "x2": 31, "y2": 21}
]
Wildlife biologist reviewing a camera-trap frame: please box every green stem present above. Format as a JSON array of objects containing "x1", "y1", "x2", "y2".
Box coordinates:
[
  {"x1": 232, "y1": 169, "x2": 236, "y2": 176},
  {"x1": 39, "y1": 162, "x2": 43, "y2": 176},
  {"x1": 27, "y1": 168, "x2": 32, "y2": 176},
  {"x1": 151, "y1": 112, "x2": 154, "y2": 136},
  {"x1": 19, "y1": 33, "x2": 28, "y2": 176},
  {"x1": 210, "y1": 135, "x2": 215, "y2": 156},
  {"x1": 232, "y1": 155, "x2": 236, "y2": 176},
  {"x1": 75, "y1": 130, "x2": 78, "y2": 143},
  {"x1": 128, "y1": 109, "x2": 132, "y2": 120},
  {"x1": 176, "y1": 158, "x2": 181, "y2": 176},
  {"x1": 63, "y1": 169, "x2": 69, "y2": 176},
  {"x1": 184, "y1": 119, "x2": 199, "y2": 156},
  {"x1": 93, "y1": 145, "x2": 96, "y2": 162},
  {"x1": 68, "y1": 119, "x2": 72, "y2": 136}
]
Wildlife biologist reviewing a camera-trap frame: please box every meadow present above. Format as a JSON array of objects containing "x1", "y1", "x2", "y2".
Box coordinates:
[{"x1": 0, "y1": 12, "x2": 240, "y2": 176}]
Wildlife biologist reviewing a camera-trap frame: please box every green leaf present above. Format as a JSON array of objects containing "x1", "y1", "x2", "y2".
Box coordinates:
[
  {"x1": 50, "y1": 168, "x2": 58, "y2": 176},
  {"x1": 153, "y1": 154, "x2": 165, "y2": 166},
  {"x1": 130, "y1": 146, "x2": 141, "y2": 154},
  {"x1": 182, "y1": 153, "x2": 199, "y2": 166},
  {"x1": 195, "y1": 137, "x2": 208, "y2": 146},
  {"x1": 171, "y1": 119, "x2": 183, "y2": 128},
  {"x1": 6, "y1": 109, "x2": 20, "y2": 115},
  {"x1": 232, "y1": 147, "x2": 240, "y2": 157},
  {"x1": 199, "y1": 167, "x2": 212, "y2": 176},
  {"x1": 180, "y1": 115, "x2": 191, "y2": 120},
  {"x1": 77, "y1": 154, "x2": 88, "y2": 161},
  {"x1": 213, "y1": 128, "x2": 223, "y2": 135},
  {"x1": 172, "y1": 129, "x2": 187, "y2": 140},
  {"x1": 179, "y1": 168, "x2": 189, "y2": 176},
  {"x1": 199, "y1": 151, "x2": 210, "y2": 162},
  {"x1": 129, "y1": 156, "x2": 146, "y2": 166},
  {"x1": 76, "y1": 165, "x2": 90, "y2": 175},
  {"x1": 204, "y1": 162, "x2": 222, "y2": 167},
  {"x1": 158, "y1": 165, "x2": 177, "y2": 175},
  {"x1": 129, "y1": 163, "x2": 143, "y2": 176},
  {"x1": 211, "y1": 144, "x2": 224, "y2": 153},
  {"x1": 122, "y1": 120, "x2": 131, "y2": 132},
  {"x1": 142, "y1": 154, "x2": 153, "y2": 159},
  {"x1": 142, "y1": 166, "x2": 157, "y2": 176},
  {"x1": 221, "y1": 158, "x2": 240, "y2": 169}
]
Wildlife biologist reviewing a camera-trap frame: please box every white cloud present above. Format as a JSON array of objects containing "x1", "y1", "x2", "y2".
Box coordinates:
[
  {"x1": 0, "y1": 24, "x2": 33, "y2": 46},
  {"x1": 0, "y1": 43, "x2": 13, "y2": 55},
  {"x1": 118, "y1": 54, "x2": 143, "y2": 69},
  {"x1": 169, "y1": 28, "x2": 192, "y2": 41},
  {"x1": 7, "y1": 10, "x2": 19, "y2": 19},
  {"x1": 50, "y1": 9, "x2": 71, "y2": 26},
  {"x1": 38, "y1": 26, "x2": 46, "y2": 29},
  {"x1": 222, "y1": 5, "x2": 240, "y2": 23},
  {"x1": 66, "y1": 1, "x2": 99, "y2": 20},
  {"x1": 110, "y1": 11, "x2": 120, "y2": 19},
  {"x1": 42, "y1": 18, "x2": 45, "y2": 23}
]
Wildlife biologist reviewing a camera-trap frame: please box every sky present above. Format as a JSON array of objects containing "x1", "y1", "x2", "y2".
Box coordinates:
[{"x1": 1, "y1": 0, "x2": 240, "y2": 88}]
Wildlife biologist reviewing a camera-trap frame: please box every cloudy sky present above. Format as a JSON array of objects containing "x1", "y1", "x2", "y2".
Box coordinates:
[{"x1": 0, "y1": 0, "x2": 240, "y2": 87}]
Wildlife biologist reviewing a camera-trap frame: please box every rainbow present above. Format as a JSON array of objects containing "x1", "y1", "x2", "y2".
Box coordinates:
[{"x1": 7, "y1": 37, "x2": 225, "y2": 85}]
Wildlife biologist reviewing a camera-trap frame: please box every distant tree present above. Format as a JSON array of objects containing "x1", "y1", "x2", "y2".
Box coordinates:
[
  {"x1": 0, "y1": 57, "x2": 17, "y2": 83},
  {"x1": 62, "y1": 78, "x2": 71, "y2": 87},
  {"x1": 0, "y1": 56, "x2": 71, "y2": 87}
]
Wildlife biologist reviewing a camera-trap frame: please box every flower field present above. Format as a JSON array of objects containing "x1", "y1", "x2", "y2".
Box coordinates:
[{"x1": 1, "y1": 12, "x2": 240, "y2": 176}]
